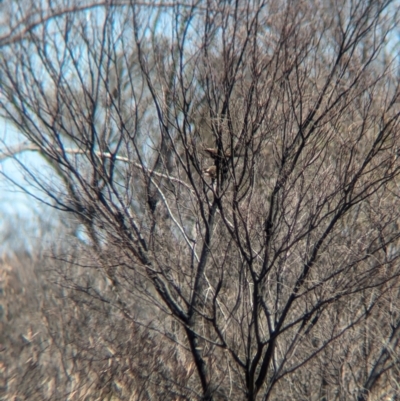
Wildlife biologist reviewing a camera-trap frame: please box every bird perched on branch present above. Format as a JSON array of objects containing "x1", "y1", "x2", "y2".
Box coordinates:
[
  {"x1": 203, "y1": 147, "x2": 232, "y2": 159},
  {"x1": 203, "y1": 165, "x2": 217, "y2": 179}
]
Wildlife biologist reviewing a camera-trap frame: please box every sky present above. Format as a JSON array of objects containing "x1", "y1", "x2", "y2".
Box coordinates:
[
  {"x1": 0, "y1": 119, "x2": 43, "y2": 216},
  {"x1": 1, "y1": 0, "x2": 399, "y2": 253},
  {"x1": 0, "y1": 116, "x2": 54, "y2": 254}
]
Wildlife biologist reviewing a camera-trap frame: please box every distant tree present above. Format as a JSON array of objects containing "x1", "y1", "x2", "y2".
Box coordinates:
[{"x1": 1, "y1": 0, "x2": 400, "y2": 400}]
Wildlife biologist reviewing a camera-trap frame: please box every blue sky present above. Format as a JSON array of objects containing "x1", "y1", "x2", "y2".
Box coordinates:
[
  {"x1": 0, "y1": 118, "x2": 46, "y2": 218},
  {"x1": 0, "y1": 117, "x2": 66, "y2": 254}
]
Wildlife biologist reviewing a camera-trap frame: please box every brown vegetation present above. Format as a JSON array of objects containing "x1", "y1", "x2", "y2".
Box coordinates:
[{"x1": 1, "y1": 0, "x2": 400, "y2": 400}]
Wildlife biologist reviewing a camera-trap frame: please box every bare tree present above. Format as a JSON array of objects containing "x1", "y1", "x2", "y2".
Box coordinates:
[
  {"x1": 1, "y1": 0, "x2": 400, "y2": 399},
  {"x1": 1, "y1": 213, "x2": 199, "y2": 401}
]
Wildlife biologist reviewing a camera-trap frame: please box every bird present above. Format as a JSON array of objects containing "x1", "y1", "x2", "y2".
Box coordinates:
[
  {"x1": 203, "y1": 147, "x2": 232, "y2": 159},
  {"x1": 203, "y1": 165, "x2": 217, "y2": 179}
]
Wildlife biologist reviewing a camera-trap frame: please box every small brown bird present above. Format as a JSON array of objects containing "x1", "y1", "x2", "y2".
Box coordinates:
[
  {"x1": 203, "y1": 165, "x2": 217, "y2": 179},
  {"x1": 203, "y1": 147, "x2": 231, "y2": 159}
]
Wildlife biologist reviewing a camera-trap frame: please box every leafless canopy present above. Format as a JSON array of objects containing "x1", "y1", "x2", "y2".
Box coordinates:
[{"x1": 1, "y1": 0, "x2": 400, "y2": 400}]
